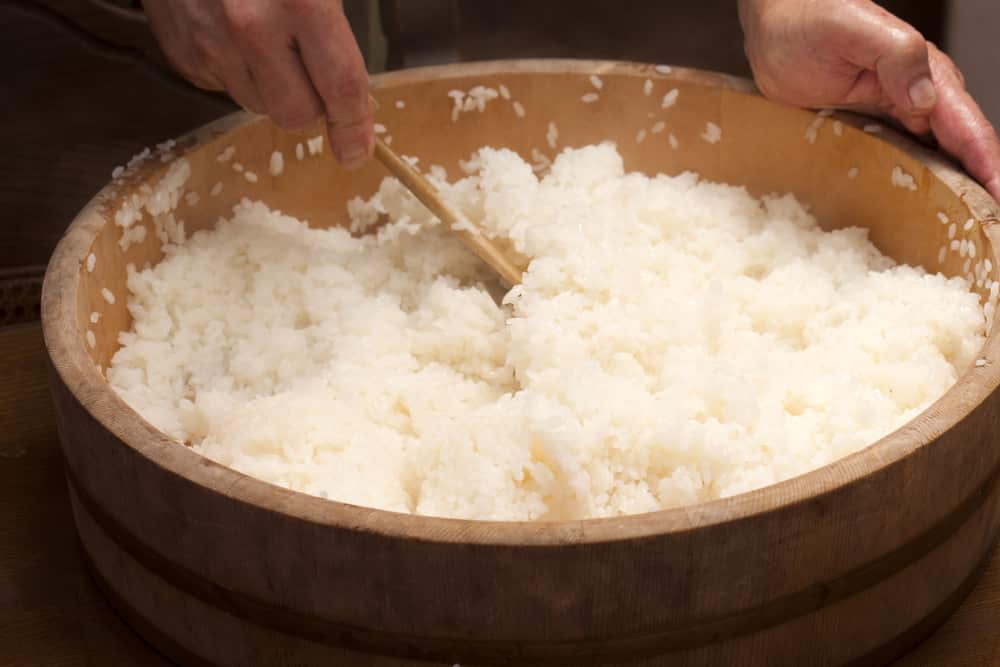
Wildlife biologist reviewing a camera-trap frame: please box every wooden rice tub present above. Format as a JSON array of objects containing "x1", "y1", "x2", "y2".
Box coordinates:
[{"x1": 41, "y1": 60, "x2": 1000, "y2": 666}]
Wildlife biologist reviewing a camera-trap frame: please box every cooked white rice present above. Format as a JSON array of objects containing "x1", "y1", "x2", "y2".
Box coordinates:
[
  {"x1": 891, "y1": 166, "x2": 918, "y2": 191},
  {"x1": 661, "y1": 89, "x2": 679, "y2": 110},
  {"x1": 109, "y1": 144, "x2": 985, "y2": 521},
  {"x1": 269, "y1": 151, "x2": 285, "y2": 177}
]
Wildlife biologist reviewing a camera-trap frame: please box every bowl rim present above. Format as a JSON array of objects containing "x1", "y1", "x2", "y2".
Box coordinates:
[{"x1": 42, "y1": 58, "x2": 1000, "y2": 547}]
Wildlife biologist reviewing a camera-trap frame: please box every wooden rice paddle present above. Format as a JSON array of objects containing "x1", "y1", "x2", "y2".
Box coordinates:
[{"x1": 372, "y1": 137, "x2": 524, "y2": 286}]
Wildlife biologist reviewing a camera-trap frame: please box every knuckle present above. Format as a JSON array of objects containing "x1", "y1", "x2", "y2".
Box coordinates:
[
  {"x1": 190, "y1": 31, "x2": 222, "y2": 65},
  {"x1": 328, "y1": 124, "x2": 370, "y2": 150},
  {"x1": 948, "y1": 60, "x2": 967, "y2": 86},
  {"x1": 223, "y1": 1, "x2": 263, "y2": 37},
  {"x1": 929, "y1": 46, "x2": 966, "y2": 88},
  {"x1": 756, "y1": 77, "x2": 781, "y2": 101},
  {"x1": 329, "y1": 72, "x2": 367, "y2": 102},
  {"x1": 271, "y1": 100, "x2": 322, "y2": 130},
  {"x1": 328, "y1": 110, "x2": 370, "y2": 132},
  {"x1": 323, "y1": 73, "x2": 369, "y2": 125},
  {"x1": 955, "y1": 67, "x2": 967, "y2": 88},
  {"x1": 892, "y1": 28, "x2": 927, "y2": 62}
]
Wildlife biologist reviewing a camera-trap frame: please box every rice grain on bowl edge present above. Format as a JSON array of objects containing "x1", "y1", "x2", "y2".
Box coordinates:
[{"x1": 107, "y1": 143, "x2": 986, "y2": 521}]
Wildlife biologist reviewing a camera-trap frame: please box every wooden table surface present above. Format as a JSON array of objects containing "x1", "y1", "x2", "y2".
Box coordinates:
[{"x1": 2, "y1": 322, "x2": 999, "y2": 666}]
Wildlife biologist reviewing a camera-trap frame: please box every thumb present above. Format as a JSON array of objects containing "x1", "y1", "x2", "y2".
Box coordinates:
[
  {"x1": 294, "y1": 5, "x2": 374, "y2": 170},
  {"x1": 835, "y1": 1, "x2": 937, "y2": 121}
]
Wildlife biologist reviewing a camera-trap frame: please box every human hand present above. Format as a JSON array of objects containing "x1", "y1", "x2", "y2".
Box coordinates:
[
  {"x1": 144, "y1": 0, "x2": 374, "y2": 169},
  {"x1": 738, "y1": 0, "x2": 1000, "y2": 201}
]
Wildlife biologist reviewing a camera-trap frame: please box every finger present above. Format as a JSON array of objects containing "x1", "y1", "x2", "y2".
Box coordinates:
[
  {"x1": 930, "y1": 42, "x2": 966, "y2": 88},
  {"x1": 250, "y1": 39, "x2": 326, "y2": 130},
  {"x1": 293, "y1": 3, "x2": 374, "y2": 169},
  {"x1": 840, "y1": 70, "x2": 931, "y2": 136},
  {"x1": 222, "y1": 4, "x2": 325, "y2": 130},
  {"x1": 833, "y1": 1, "x2": 937, "y2": 118},
  {"x1": 219, "y1": 62, "x2": 266, "y2": 115},
  {"x1": 926, "y1": 45, "x2": 1000, "y2": 201},
  {"x1": 212, "y1": 2, "x2": 278, "y2": 116},
  {"x1": 177, "y1": 41, "x2": 227, "y2": 93}
]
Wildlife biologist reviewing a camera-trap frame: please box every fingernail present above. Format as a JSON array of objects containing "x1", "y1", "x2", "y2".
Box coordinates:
[
  {"x1": 908, "y1": 76, "x2": 937, "y2": 110},
  {"x1": 336, "y1": 141, "x2": 370, "y2": 170}
]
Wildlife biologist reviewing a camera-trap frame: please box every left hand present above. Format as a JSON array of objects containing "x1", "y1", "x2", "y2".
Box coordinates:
[
  {"x1": 738, "y1": 0, "x2": 1000, "y2": 201},
  {"x1": 144, "y1": 0, "x2": 374, "y2": 170}
]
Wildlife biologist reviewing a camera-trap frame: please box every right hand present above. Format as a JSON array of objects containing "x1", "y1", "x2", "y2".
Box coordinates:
[
  {"x1": 739, "y1": 0, "x2": 1000, "y2": 201},
  {"x1": 144, "y1": 0, "x2": 374, "y2": 169}
]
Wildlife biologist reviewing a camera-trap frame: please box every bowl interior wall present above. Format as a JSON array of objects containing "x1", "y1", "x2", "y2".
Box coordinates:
[{"x1": 75, "y1": 65, "x2": 997, "y2": 377}]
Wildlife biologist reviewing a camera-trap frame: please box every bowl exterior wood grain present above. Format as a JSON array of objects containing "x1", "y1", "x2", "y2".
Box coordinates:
[{"x1": 42, "y1": 60, "x2": 1000, "y2": 666}]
